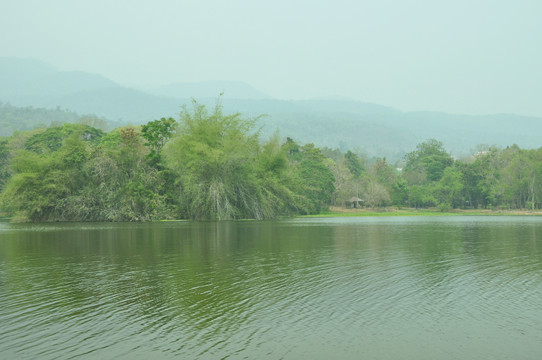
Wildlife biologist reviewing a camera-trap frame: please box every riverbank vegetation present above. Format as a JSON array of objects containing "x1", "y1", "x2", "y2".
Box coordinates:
[{"x1": 1, "y1": 101, "x2": 542, "y2": 222}]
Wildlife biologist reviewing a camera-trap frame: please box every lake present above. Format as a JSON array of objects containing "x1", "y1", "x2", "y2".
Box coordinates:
[{"x1": 1, "y1": 217, "x2": 541, "y2": 359}]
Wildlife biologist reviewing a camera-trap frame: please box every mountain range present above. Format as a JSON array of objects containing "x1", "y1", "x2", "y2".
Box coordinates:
[{"x1": 2, "y1": 57, "x2": 542, "y2": 161}]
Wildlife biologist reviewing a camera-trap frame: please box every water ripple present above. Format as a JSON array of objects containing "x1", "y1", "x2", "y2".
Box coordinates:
[{"x1": 1, "y1": 218, "x2": 542, "y2": 359}]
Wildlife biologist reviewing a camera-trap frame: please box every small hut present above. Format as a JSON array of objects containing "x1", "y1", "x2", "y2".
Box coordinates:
[{"x1": 346, "y1": 196, "x2": 364, "y2": 209}]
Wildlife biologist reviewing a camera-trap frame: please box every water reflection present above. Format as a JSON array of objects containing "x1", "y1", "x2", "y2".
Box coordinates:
[{"x1": 1, "y1": 217, "x2": 542, "y2": 359}]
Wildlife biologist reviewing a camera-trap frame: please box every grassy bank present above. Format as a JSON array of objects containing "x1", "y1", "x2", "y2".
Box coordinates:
[{"x1": 301, "y1": 206, "x2": 542, "y2": 218}]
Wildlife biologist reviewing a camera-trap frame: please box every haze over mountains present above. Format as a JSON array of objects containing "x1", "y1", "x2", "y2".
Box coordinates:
[{"x1": 2, "y1": 57, "x2": 542, "y2": 161}]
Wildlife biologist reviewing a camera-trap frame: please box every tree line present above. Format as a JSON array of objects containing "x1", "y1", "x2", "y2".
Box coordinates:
[
  {"x1": 326, "y1": 138, "x2": 542, "y2": 212},
  {"x1": 0, "y1": 102, "x2": 334, "y2": 221},
  {"x1": 0, "y1": 102, "x2": 111, "y2": 136},
  {"x1": 0, "y1": 102, "x2": 541, "y2": 222}
]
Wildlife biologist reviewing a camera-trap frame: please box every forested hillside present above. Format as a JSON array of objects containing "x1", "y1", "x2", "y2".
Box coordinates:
[
  {"x1": 0, "y1": 102, "x2": 112, "y2": 136},
  {"x1": 3, "y1": 57, "x2": 542, "y2": 161},
  {"x1": 1, "y1": 102, "x2": 542, "y2": 222}
]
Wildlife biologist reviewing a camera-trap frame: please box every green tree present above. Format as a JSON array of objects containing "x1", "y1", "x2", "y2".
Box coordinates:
[
  {"x1": 455, "y1": 160, "x2": 482, "y2": 208},
  {"x1": 471, "y1": 147, "x2": 503, "y2": 208},
  {"x1": 1, "y1": 133, "x2": 91, "y2": 221},
  {"x1": 326, "y1": 157, "x2": 355, "y2": 206},
  {"x1": 390, "y1": 176, "x2": 408, "y2": 205},
  {"x1": 255, "y1": 135, "x2": 307, "y2": 217},
  {"x1": 95, "y1": 126, "x2": 170, "y2": 221},
  {"x1": 24, "y1": 123, "x2": 103, "y2": 154},
  {"x1": 141, "y1": 117, "x2": 177, "y2": 167},
  {"x1": 288, "y1": 142, "x2": 335, "y2": 213},
  {"x1": 344, "y1": 150, "x2": 364, "y2": 179},
  {"x1": 432, "y1": 167, "x2": 464, "y2": 208},
  {"x1": 165, "y1": 101, "x2": 264, "y2": 220},
  {"x1": 0, "y1": 137, "x2": 10, "y2": 192},
  {"x1": 499, "y1": 146, "x2": 542, "y2": 209},
  {"x1": 403, "y1": 139, "x2": 453, "y2": 184},
  {"x1": 372, "y1": 157, "x2": 396, "y2": 187},
  {"x1": 1, "y1": 124, "x2": 170, "y2": 222}
]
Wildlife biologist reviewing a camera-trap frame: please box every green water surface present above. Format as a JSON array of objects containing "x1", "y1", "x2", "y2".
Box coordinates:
[{"x1": 1, "y1": 217, "x2": 541, "y2": 359}]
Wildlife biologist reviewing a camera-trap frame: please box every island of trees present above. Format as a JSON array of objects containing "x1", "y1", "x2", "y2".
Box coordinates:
[{"x1": 1, "y1": 101, "x2": 541, "y2": 222}]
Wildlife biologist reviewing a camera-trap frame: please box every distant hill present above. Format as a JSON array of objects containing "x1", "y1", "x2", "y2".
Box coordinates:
[
  {"x1": 50, "y1": 87, "x2": 181, "y2": 124},
  {"x1": 0, "y1": 57, "x2": 118, "y2": 100},
  {"x1": 0, "y1": 102, "x2": 114, "y2": 136},
  {"x1": 150, "y1": 80, "x2": 270, "y2": 99},
  {"x1": 214, "y1": 99, "x2": 542, "y2": 159},
  {"x1": 2, "y1": 57, "x2": 542, "y2": 161}
]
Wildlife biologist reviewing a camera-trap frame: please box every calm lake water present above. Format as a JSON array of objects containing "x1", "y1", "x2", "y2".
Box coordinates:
[{"x1": 1, "y1": 216, "x2": 541, "y2": 359}]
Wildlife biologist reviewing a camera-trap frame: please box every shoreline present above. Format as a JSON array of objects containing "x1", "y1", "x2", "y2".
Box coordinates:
[
  {"x1": 301, "y1": 206, "x2": 542, "y2": 218},
  {"x1": 3, "y1": 207, "x2": 542, "y2": 223}
]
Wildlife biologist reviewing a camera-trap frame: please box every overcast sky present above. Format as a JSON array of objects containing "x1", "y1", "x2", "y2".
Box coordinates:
[{"x1": 2, "y1": 0, "x2": 541, "y2": 116}]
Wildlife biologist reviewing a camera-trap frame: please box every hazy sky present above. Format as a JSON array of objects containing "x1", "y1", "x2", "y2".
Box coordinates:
[{"x1": 2, "y1": 0, "x2": 541, "y2": 116}]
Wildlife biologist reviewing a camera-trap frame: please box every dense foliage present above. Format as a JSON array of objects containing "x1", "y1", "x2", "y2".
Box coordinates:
[
  {"x1": 328, "y1": 139, "x2": 542, "y2": 212},
  {"x1": 1, "y1": 103, "x2": 542, "y2": 222},
  {"x1": 0, "y1": 103, "x2": 334, "y2": 221}
]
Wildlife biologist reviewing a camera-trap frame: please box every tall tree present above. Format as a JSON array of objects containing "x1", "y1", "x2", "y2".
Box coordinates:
[
  {"x1": 403, "y1": 139, "x2": 454, "y2": 184},
  {"x1": 288, "y1": 142, "x2": 336, "y2": 213},
  {"x1": 141, "y1": 117, "x2": 176, "y2": 167},
  {"x1": 431, "y1": 167, "x2": 464, "y2": 208},
  {"x1": 344, "y1": 150, "x2": 364, "y2": 179},
  {"x1": 165, "y1": 101, "x2": 264, "y2": 220}
]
